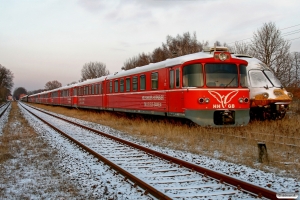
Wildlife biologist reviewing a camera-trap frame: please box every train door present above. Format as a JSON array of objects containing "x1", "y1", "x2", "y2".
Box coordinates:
[
  {"x1": 102, "y1": 78, "x2": 108, "y2": 109},
  {"x1": 168, "y1": 67, "x2": 184, "y2": 114}
]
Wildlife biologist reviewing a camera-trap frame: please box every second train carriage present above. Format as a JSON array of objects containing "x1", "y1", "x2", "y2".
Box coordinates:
[
  {"x1": 233, "y1": 54, "x2": 293, "y2": 120},
  {"x1": 25, "y1": 50, "x2": 250, "y2": 127}
]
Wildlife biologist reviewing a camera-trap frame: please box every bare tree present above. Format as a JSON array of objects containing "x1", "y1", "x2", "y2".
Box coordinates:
[
  {"x1": 151, "y1": 46, "x2": 169, "y2": 63},
  {"x1": 249, "y1": 22, "x2": 291, "y2": 84},
  {"x1": 290, "y1": 52, "x2": 300, "y2": 87},
  {"x1": 165, "y1": 32, "x2": 204, "y2": 57},
  {"x1": 45, "y1": 80, "x2": 62, "y2": 90},
  {"x1": 228, "y1": 42, "x2": 250, "y2": 54},
  {"x1": 0, "y1": 64, "x2": 14, "y2": 90},
  {"x1": 81, "y1": 62, "x2": 109, "y2": 81},
  {"x1": 0, "y1": 64, "x2": 14, "y2": 102},
  {"x1": 122, "y1": 32, "x2": 207, "y2": 70},
  {"x1": 13, "y1": 87, "x2": 27, "y2": 100}
]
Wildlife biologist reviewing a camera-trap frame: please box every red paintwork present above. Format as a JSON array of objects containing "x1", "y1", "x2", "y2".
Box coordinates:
[{"x1": 26, "y1": 52, "x2": 250, "y2": 126}]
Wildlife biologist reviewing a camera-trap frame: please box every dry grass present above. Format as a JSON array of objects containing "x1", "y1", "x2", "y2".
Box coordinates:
[
  {"x1": 0, "y1": 102, "x2": 80, "y2": 198},
  {"x1": 29, "y1": 102, "x2": 300, "y2": 180}
]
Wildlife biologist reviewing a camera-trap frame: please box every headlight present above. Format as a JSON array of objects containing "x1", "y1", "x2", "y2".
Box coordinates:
[
  {"x1": 262, "y1": 92, "x2": 269, "y2": 98},
  {"x1": 287, "y1": 92, "x2": 293, "y2": 98},
  {"x1": 238, "y1": 98, "x2": 244, "y2": 103},
  {"x1": 205, "y1": 98, "x2": 210, "y2": 103}
]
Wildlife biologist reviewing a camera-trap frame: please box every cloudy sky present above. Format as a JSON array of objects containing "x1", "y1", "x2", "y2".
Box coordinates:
[{"x1": 1, "y1": 0, "x2": 300, "y2": 92}]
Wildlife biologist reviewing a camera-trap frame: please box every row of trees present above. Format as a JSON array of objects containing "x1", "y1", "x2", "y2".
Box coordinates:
[
  {"x1": 121, "y1": 22, "x2": 300, "y2": 93},
  {"x1": 11, "y1": 21, "x2": 300, "y2": 100},
  {"x1": 122, "y1": 32, "x2": 209, "y2": 70},
  {"x1": 22, "y1": 63, "x2": 110, "y2": 98}
]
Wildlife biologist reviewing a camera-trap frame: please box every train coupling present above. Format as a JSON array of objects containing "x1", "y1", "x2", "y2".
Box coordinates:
[{"x1": 214, "y1": 110, "x2": 235, "y2": 125}]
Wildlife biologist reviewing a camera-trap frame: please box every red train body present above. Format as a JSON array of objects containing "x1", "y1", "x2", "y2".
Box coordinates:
[{"x1": 24, "y1": 51, "x2": 250, "y2": 127}]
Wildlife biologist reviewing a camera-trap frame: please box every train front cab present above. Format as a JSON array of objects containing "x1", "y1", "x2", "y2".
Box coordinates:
[{"x1": 178, "y1": 52, "x2": 250, "y2": 126}]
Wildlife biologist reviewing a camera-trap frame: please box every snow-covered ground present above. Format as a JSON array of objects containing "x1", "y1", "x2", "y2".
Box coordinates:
[{"x1": 1, "y1": 103, "x2": 299, "y2": 199}]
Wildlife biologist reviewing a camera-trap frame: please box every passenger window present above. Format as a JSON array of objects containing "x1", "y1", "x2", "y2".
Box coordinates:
[
  {"x1": 95, "y1": 85, "x2": 98, "y2": 95},
  {"x1": 126, "y1": 78, "x2": 130, "y2": 91},
  {"x1": 132, "y1": 77, "x2": 137, "y2": 91},
  {"x1": 169, "y1": 70, "x2": 174, "y2": 89},
  {"x1": 151, "y1": 72, "x2": 158, "y2": 90},
  {"x1": 140, "y1": 75, "x2": 145, "y2": 90},
  {"x1": 109, "y1": 81, "x2": 112, "y2": 93},
  {"x1": 99, "y1": 83, "x2": 102, "y2": 94},
  {"x1": 120, "y1": 79, "x2": 124, "y2": 92},
  {"x1": 176, "y1": 68, "x2": 180, "y2": 88},
  {"x1": 92, "y1": 85, "x2": 94, "y2": 95},
  {"x1": 114, "y1": 80, "x2": 119, "y2": 93}
]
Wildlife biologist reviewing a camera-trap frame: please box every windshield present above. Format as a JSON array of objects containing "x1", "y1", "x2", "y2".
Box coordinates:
[
  {"x1": 205, "y1": 63, "x2": 238, "y2": 87},
  {"x1": 240, "y1": 65, "x2": 248, "y2": 88},
  {"x1": 249, "y1": 70, "x2": 273, "y2": 88},
  {"x1": 183, "y1": 64, "x2": 203, "y2": 87},
  {"x1": 264, "y1": 70, "x2": 282, "y2": 87}
]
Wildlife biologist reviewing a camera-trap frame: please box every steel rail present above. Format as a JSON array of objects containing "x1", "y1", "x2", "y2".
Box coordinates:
[
  {"x1": 0, "y1": 102, "x2": 11, "y2": 118},
  {"x1": 23, "y1": 102, "x2": 277, "y2": 199},
  {"x1": 20, "y1": 102, "x2": 172, "y2": 200}
]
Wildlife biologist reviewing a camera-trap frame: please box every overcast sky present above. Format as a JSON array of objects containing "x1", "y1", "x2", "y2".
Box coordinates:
[{"x1": 1, "y1": 0, "x2": 300, "y2": 92}]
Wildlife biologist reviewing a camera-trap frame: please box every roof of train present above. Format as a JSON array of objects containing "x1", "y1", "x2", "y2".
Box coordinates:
[{"x1": 232, "y1": 54, "x2": 270, "y2": 71}]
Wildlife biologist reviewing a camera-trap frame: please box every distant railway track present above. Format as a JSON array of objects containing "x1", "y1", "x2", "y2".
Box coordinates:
[
  {"x1": 19, "y1": 102, "x2": 277, "y2": 199},
  {"x1": 0, "y1": 102, "x2": 11, "y2": 118}
]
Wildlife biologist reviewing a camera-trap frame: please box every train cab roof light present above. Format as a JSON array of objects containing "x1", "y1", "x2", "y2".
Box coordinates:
[{"x1": 214, "y1": 52, "x2": 230, "y2": 61}]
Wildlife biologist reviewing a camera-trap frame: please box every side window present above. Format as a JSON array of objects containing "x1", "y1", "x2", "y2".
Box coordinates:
[
  {"x1": 109, "y1": 81, "x2": 112, "y2": 93},
  {"x1": 95, "y1": 84, "x2": 98, "y2": 95},
  {"x1": 169, "y1": 70, "x2": 174, "y2": 89},
  {"x1": 176, "y1": 68, "x2": 180, "y2": 88},
  {"x1": 120, "y1": 79, "x2": 124, "y2": 92},
  {"x1": 114, "y1": 80, "x2": 119, "y2": 93},
  {"x1": 140, "y1": 75, "x2": 145, "y2": 90},
  {"x1": 132, "y1": 76, "x2": 137, "y2": 91},
  {"x1": 99, "y1": 83, "x2": 102, "y2": 94},
  {"x1": 92, "y1": 85, "x2": 94, "y2": 95},
  {"x1": 151, "y1": 72, "x2": 158, "y2": 90},
  {"x1": 126, "y1": 78, "x2": 130, "y2": 91}
]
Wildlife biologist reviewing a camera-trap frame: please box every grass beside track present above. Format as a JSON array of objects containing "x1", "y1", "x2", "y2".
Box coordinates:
[{"x1": 28, "y1": 102, "x2": 300, "y2": 180}]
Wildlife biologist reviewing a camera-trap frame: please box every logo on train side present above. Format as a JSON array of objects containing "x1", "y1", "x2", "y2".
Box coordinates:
[{"x1": 208, "y1": 90, "x2": 238, "y2": 108}]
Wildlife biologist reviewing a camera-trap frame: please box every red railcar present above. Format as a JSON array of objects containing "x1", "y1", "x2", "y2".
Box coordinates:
[{"x1": 27, "y1": 50, "x2": 250, "y2": 127}]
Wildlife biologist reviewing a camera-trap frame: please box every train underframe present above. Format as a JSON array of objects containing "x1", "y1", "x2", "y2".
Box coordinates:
[{"x1": 250, "y1": 103, "x2": 289, "y2": 120}]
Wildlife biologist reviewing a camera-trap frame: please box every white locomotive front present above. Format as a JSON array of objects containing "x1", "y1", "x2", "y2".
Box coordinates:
[{"x1": 234, "y1": 55, "x2": 293, "y2": 120}]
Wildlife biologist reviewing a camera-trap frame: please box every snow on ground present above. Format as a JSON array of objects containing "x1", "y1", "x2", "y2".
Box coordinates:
[
  {"x1": 1, "y1": 102, "x2": 299, "y2": 199},
  {"x1": 18, "y1": 103, "x2": 152, "y2": 199},
  {"x1": 29, "y1": 105, "x2": 300, "y2": 198},
  {"x1": 0, "y1": 104, "x2": 10, "y2": 136}
]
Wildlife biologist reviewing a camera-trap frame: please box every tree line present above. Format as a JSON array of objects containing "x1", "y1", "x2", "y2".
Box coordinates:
[
  {"x1": 5, "y1": 21, "x2": 300, "y2": 100},
  {"x1": 122, "y1": 22, "x2": 300, "y2": 92}
]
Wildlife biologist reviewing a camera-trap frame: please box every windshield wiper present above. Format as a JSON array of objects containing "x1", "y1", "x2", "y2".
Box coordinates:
[{"x1": 225, "y1": 77, "x2": 236, "y2": 87}]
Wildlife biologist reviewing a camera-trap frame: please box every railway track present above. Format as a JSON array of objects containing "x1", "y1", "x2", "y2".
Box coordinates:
[
  {"x1": 19, "y1": 102, "x2": 277, "y2": 199},
  {"x1": 0, "y1": 102, "x2": 11, "y2": 119}
]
